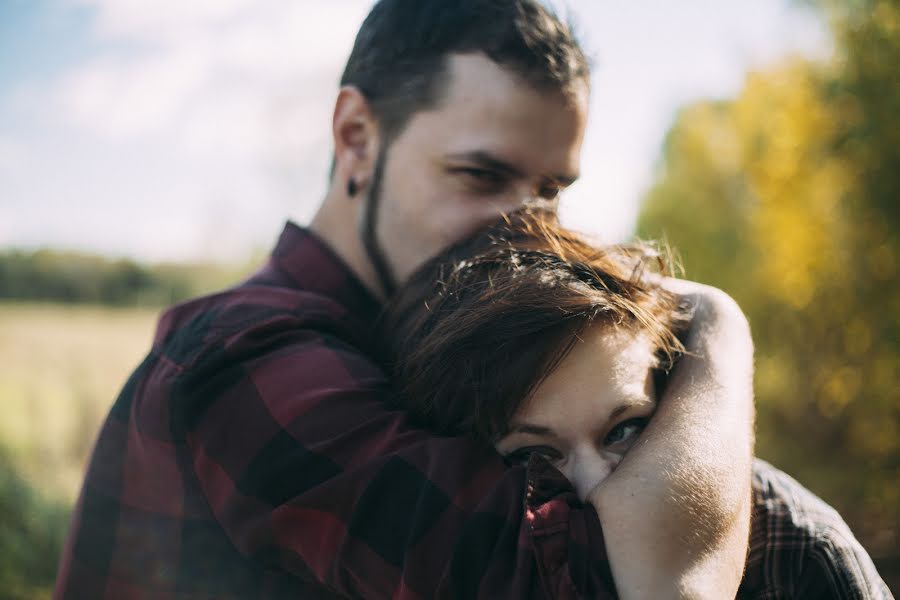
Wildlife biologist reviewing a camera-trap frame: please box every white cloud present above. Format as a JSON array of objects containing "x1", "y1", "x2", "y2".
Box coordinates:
[
  {"x1": 58, "y1": 46, "x2": 212, "y2": 138},
  {"x1": 67, "y1": 0, "x2": 257, "y2": 41},
  {"x1": 4, "y1": 0, "x2": 831, "y2": 260},
  {"x1": 10, "y1": 1, "x2": 377, "y2": 260},
  {"x1": 55, "y1": 0, "x2": 370, "y2": 156},
  {"x1": 0, "y1": 207, "x2": 12, "y2": 245},
  {"x1": 0, "y1": 136, "x2": 25, "y2": 173}
]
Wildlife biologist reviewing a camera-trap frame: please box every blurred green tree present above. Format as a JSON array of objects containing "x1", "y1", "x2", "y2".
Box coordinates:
[
  {"x1": 0, "y1": 249, "x2": 252, "y2": 307},
  {"x1": 637, "y1": 0, "x2": 899, "y2": 571}
]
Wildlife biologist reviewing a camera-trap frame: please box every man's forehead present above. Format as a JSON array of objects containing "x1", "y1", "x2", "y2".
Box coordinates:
[
  {"x1": 431, "y1": 111, "x2": 586, "y2": 182},
  {"x1": 395, "y1": 54, "x2": 588, "y2": 180},
  {"x1": 440, "y1": 52, "x2": 588, "y2": 109}
]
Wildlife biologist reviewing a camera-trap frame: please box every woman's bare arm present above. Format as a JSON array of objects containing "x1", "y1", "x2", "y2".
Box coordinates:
[{"x1": 589, "y1": 280, "x2": 755, "y2": 599}]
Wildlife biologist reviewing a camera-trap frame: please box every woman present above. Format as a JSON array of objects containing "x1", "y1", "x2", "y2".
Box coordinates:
[{"x1": 379, "y1": 210, "x2": 890, "y2": 598}]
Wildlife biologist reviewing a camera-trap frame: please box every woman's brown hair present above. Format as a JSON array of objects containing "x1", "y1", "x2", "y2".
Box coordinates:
[{"x1": 379, "y1": 209, "x2": 690, "y2": 441}]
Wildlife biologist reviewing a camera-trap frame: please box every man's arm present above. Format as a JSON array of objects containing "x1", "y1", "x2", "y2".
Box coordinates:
[
  {"x1": 590, "y1": 281, "x2": 755, "y2": 599},
  {"x1": 180, "y1": 305, "x2": 614, "y2": 599}
]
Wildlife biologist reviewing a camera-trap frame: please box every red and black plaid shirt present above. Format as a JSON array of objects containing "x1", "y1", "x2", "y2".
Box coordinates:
[
  {"x1": 55, "y1": 222, "x2": 614, "y2": 599},
  {"x1": 56, "y1": 223, "x2": 891, "y2": 599},
  {"x1": 739, "y1": 460, "x2": 892, "y2": 599}
]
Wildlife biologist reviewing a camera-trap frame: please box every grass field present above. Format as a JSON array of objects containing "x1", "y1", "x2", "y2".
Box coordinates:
[
  {"x1": 0, "y1": 302, "x2": 162, "y2": 597},
  {"x1": 0, "y1": 302, "x2": 159, "y2": 503}
]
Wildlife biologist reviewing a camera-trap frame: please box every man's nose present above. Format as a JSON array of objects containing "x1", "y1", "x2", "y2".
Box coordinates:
[
  {"x1": 478, "y1": 184, "x2": 554, "y2": 231},
  {"x1": 500, "y1": 182, "x2": 546, "y2": 213},
  {"x1": 568, "y1": 452, "x2": 618, "y2": 502}
]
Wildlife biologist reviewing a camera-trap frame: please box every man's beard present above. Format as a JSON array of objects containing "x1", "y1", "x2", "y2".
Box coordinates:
[{"x1": 359, "y1": 147, "x2": 396, "y2": 297}]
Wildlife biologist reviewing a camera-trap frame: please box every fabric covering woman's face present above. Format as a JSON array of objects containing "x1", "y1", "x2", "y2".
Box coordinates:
[{"x1": 495, "y1": 324, "x2": 659, "y2": 501}]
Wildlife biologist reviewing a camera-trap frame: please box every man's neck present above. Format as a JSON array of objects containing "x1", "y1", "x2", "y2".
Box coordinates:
[{"x1": 309, "y1": 194, "x2": 388, "y2": 304}]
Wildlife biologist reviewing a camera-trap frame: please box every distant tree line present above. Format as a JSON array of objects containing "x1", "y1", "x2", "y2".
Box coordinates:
[{"x1": 0, "y1": 249, "x2": 249, "y2": 307}]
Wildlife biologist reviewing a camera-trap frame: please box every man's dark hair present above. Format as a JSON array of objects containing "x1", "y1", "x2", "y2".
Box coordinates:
[{"x1": 341, "y1": 0, "x2": 590, "y2": 145}]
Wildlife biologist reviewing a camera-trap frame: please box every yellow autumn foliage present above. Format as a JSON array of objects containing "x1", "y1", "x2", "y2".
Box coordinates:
[{"x1": 637, "y1": 1, "x2": 900, "y2": 572}]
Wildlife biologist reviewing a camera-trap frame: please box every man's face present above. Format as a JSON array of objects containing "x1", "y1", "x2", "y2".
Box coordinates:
[{"x1": 371, "y1": 53, "x2": 589, "y2": 284}]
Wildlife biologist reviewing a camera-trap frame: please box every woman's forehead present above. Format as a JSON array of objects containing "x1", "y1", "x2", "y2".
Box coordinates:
[{"x1": 516, "y1": 326, "x2": 658, "y2": 425}]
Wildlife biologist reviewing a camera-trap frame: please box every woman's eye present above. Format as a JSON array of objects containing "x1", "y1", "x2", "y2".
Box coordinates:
[
  {"x1": 604, "y1": 418, "x2": 649, "y2": 447},
  {"x1": 504, "y1": 445, "x2": 563, "y2": 465}
]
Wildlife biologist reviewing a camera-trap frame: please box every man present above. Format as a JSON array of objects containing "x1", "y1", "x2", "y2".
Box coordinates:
[{"x1": 55, "y1": 1, "x2": 754, "y2": 598}]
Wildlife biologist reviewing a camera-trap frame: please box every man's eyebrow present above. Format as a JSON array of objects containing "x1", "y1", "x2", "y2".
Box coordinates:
[
  {"x1": 509, "y1": 422, "x2": 555, "y2": 436},
  {"x1": 447, "y1": 151, "x2": 523, "y2": 178},
  {"x1": 447, "y1": 150, "x2": 579, "y2": 187}
]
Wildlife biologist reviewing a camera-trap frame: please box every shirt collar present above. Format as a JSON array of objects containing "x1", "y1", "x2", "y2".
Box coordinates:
[{"x1": 255, "y1": 221, "x2": 382, "y2": 325}]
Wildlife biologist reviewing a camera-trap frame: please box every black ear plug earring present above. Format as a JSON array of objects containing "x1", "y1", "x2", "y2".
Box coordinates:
[{"x1": 347, "y1": 178, "x2": 358, "y2": 197}]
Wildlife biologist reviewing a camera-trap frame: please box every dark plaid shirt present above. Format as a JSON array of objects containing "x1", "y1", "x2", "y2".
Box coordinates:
[
  {"x1": 55, "y1": 223, "x2": 891, "y2": 599},
  {"x1": 55, "y1": 222, "x2": 614, "y2": 599},
  {"x1": 739, "y1": 460, "x2": 892, "y2": 599}
]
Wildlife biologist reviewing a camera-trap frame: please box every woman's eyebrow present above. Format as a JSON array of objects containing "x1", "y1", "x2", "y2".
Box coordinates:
[
  {"x1": 609, "y1": 398, "x2": 655, "y2": 421},
  {"x1": 609, "y1": 404, "x2": 631, "y2": 421},
  {"x1": 509, "y1": 422, "x2": 555, "y2": 436}
]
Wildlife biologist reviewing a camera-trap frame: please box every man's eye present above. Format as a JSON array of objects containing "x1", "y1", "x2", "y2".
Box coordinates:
[
  {"x1": 537, "y1": 184, "x2": 563, "y2": 200},
  {"x1": 604, "y1": 418, "x2": 649, "y2": 447},
  {"x1": 504, "y1": 445, "x2": 563, "y2": 465},
  {"x1": 456, "y1": 168, "x2": 506, "y2": 188}
]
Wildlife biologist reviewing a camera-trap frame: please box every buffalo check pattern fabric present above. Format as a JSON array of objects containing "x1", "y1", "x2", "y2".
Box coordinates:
[
  {"x1": 54, "y1": 222, "x2": 615, "y2": 599},
  {"x1": 738, "y1": 460, "x2": 893, "y2": 599},
  {"x1": 55, "y1": 222, "x2": 891, "y2": 599}
]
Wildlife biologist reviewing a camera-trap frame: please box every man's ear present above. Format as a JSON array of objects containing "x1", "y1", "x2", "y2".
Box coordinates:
[{"x1": 332, "y1": 86, "x2": 380, "y2": 192}]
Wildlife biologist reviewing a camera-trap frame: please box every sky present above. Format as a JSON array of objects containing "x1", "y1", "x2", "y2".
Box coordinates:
[{"x1": 0, "y1": 0, "x2": 831, "y2": 263}]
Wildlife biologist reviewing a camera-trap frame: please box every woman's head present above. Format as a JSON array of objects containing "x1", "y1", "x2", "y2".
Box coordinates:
[
  {"x1": 381, "y1": 210, "x2": 689, "y2": 497},
  {"x1": 496, "y1": 323, "x2": 662, "y2": 499}
]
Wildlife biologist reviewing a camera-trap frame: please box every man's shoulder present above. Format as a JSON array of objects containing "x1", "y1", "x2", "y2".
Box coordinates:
[
  {"x1": 743, "y1": 459, "x2": 891, "y2": 599},
  {"x1": 750, "y1": 458, "x2": 846, "y2": 537},
  {"x1": 149, "y1": 281, "x2": 382, "y2": 380}
]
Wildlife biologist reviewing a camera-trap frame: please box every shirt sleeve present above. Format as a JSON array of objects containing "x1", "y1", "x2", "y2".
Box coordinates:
[
  {"x1": 175, "y1": 314, "x2": 616, "y2": 599},
  {"x1": 740, "y1": 458, "x2": 892, "y2": 600},
  {"x1": 796, "y1": 531, "x2": 895, "y2": 600}
]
